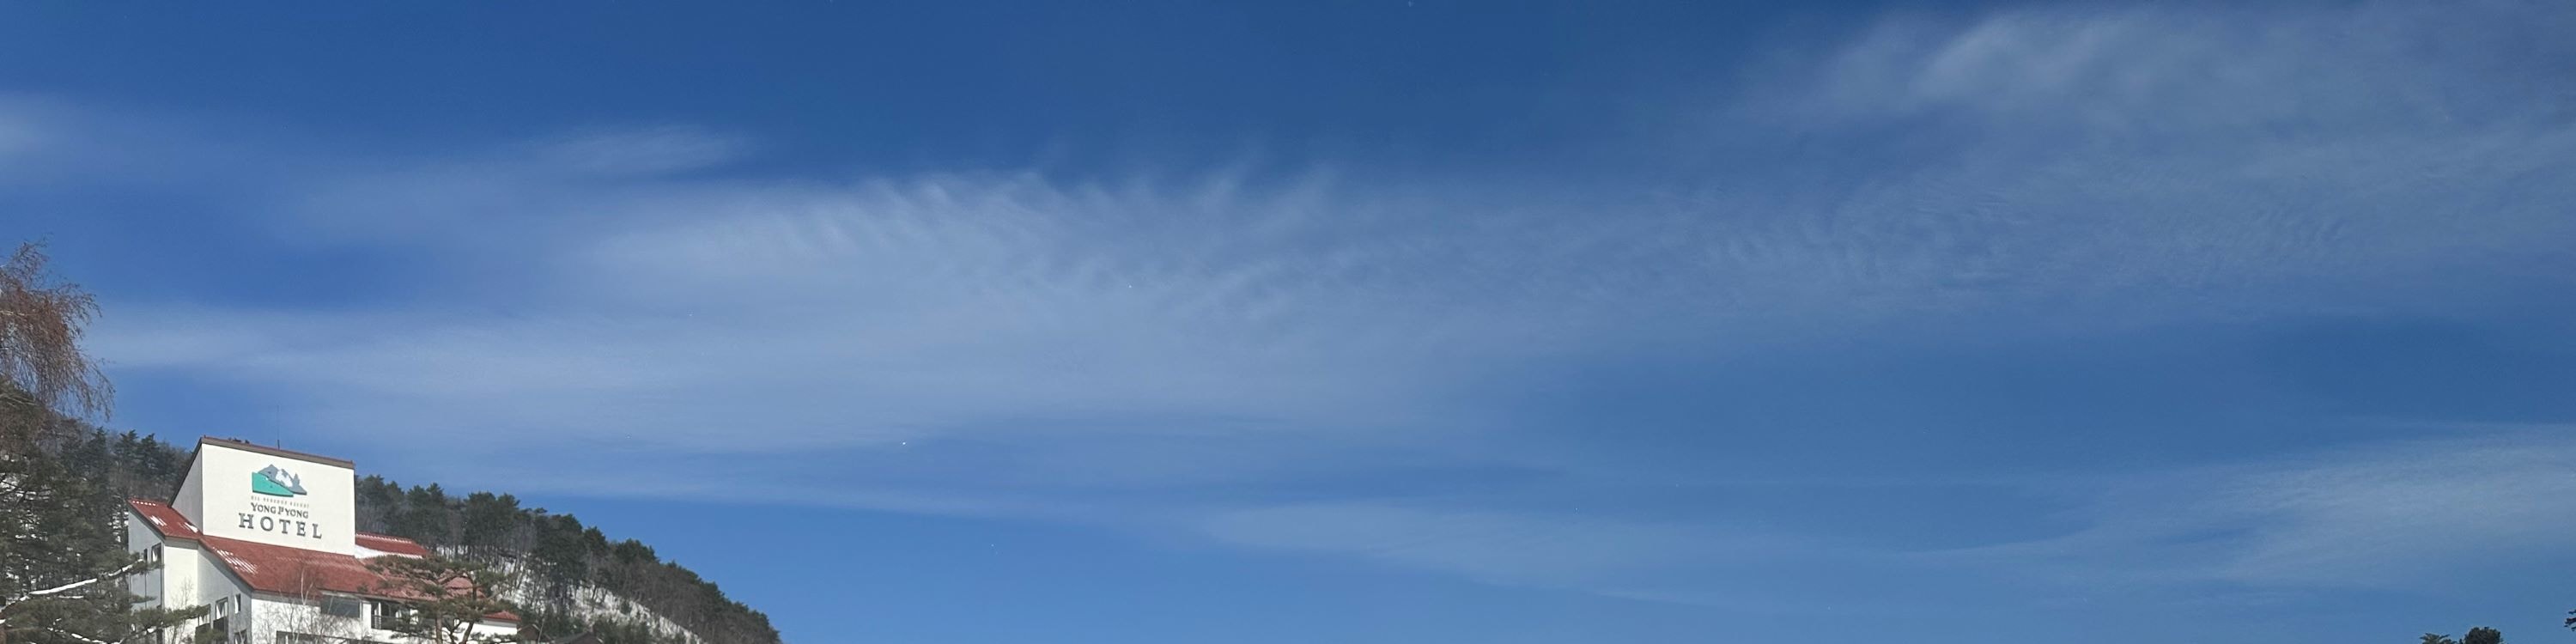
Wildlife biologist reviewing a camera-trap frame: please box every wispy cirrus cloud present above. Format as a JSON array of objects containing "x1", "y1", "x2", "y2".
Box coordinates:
[
  {"x1": 1184, "y1": 428, "x2": 2576, "y2": 611},
  {"x1": 1942, "y1": 429, "x2": 2576, "y2": 591},
  {"x1": 1192, "y1": 501, "x2": 1916, "y2": 611},
  {"x1": 23, "y1": 0, "x2": 2576, "y2": 613},
  {"x1": 1754, "y1": 1, "x2": 2574, "y2": 132}
]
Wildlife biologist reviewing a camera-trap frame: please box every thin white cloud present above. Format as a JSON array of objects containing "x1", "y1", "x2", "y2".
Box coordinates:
[
  {"x1": 1195, "y1": 501, "x2": 1850, "y2": 593},
  {"x1": 1937, "y1": 430, "x2": 2576, "y2": 590},
  {"x1": 31, "y1": 0, "x2": 2576, "y2": 611},
  {"x1": 1186, "y1": 431, "x2": 2576, "y2": 607},
  {"x1": 526, "y1": 125, "x2": 750, "y2": 178},
  {"x1": 1754, "y1": 1, "x2": 2573, "y2": 133}
]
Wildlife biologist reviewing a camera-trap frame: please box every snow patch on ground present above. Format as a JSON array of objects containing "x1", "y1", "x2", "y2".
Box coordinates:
[{"x1": 438, "y1": 547, "x2": 708, "y2": 644}]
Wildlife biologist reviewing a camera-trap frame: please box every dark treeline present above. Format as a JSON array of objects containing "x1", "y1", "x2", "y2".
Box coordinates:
[{"x1": 86, "y1": 428, "x2": 780, "y2": 644}]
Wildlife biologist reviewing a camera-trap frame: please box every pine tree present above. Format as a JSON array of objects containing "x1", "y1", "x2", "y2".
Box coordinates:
[
  {"x1": 2463, "y1": 626, "x2": 2500, "y2": 644},
  {"x1": 459, "y1": 492, "x2": 523, "y2": 552},
  {"x1": 393, "y1": 485, "x2": 456, "y2": 545},
  {"x1": 526, "y1": 514, "x2": 588, "y2": 616}
]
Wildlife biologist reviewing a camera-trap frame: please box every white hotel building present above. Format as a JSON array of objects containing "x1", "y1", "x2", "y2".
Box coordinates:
[{"x1": 124, "y1": 437, "x2": 522, "y2": 644}]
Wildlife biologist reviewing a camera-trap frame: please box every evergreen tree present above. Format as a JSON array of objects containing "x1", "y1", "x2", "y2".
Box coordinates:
[
  {"x1": 394, "y1": 485, "x2": 456, "y2": 545},
  {"x1": 2463, "y1": 626, "x2": 2500, "y2": 644},
  {"x1": 526, "y1": 514, "x2": 590, "y2": 615},
  {"x1": 459, "y1": 492, "x2": 523, "y2": 551}
]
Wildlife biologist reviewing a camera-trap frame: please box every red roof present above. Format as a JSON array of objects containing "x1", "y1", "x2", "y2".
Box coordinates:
[
  {"x1": 198, "y1": 533, "x2": 393, "y2": 598},
  {"x1": 126, "y1": 500, "x2": 519, "y2": 623},
  {"x1": 129, "y1": 498, "x2": 202, "y2": 541},
  {"x1": 356, "y1": 532, "x2": 433, "y2": 557}
]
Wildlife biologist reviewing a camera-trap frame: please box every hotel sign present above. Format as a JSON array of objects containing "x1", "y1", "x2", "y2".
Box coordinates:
[
  {"x1": 240, "y1": 463, "x2": 325, "y2": 541},
  {"x1": 187, "y1": 439, "x2": 357, "y2": 555}
]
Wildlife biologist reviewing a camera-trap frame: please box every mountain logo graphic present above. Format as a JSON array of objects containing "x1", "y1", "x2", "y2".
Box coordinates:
[{"x1": 252, "y1": 465, "x2": 307, "y2": 497}]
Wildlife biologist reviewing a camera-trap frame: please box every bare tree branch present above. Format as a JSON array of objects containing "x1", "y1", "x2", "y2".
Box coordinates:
[
  {"x1": 0, "y1": 241, "x2": 113, "y2": 425},
  {"x1": 9, "y1": 560, "x2": 143, "y2": 604}
]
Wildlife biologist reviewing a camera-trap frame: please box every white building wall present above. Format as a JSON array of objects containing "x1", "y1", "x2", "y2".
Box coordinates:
[
  {"x1": 129, "y1": 508, "x2": 265, "y2": 642},
  {"x1": 173, "y1": 470, "x2": 203, "y2": 537},
  {"x1": 185, "y1": 546, "x2": 249, "y2": 642},
  {"x1": 174, "y1": 544, "x2": 245, "y2": 614},
  {"x1": 251, "y1": 592, "x2": 521, "y2": 644},
  {"x1": 246, "y1": 594, "x2": 361, "y2": 643},
  {"x1": 125, "y1": 513, "x2": 162, "y2": 610},
  {"x1": 127, "y1": 531, "x2": 521, "y2": 644}
]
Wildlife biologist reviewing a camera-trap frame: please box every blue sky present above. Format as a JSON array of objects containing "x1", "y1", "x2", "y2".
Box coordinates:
[{"x1": 6, "y1": 1, "x2": 2576, "y2": 641}]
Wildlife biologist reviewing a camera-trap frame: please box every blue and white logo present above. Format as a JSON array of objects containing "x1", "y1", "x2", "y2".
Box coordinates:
[{"x1": 252, "y1": 465, "x2": 307, "y2": 497}]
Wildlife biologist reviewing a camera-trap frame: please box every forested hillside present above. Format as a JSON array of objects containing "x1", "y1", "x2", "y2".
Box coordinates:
[{"x1": 89, "y1": 428, "x2": 781, "y2": 644}]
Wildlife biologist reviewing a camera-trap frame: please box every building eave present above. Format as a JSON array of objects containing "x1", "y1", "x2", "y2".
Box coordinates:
[{"x1": 197, "y1": 436, "x2": 355, "y2": 469}]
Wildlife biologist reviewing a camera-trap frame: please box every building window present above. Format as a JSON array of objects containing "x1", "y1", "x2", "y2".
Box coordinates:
[
  {"x1": 323, "y1": 596, "x2": 364, "y2": 618},
  {"x1": 197, "y1": 617, "x2": 229, "y2": 644},
  {"x1": 369, "y1": 599, "x2": 409, "y2": 631}
]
